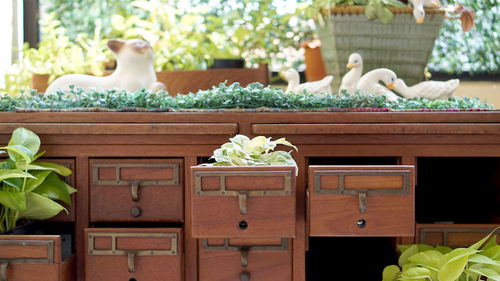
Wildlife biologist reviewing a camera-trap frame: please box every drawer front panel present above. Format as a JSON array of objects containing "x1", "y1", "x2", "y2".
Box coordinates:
[
  {"x1": 0, "y1": 236, "x2": 61, "y2": 281},
  {"x1": 191, "y1": 166, "x2": 296, "y2": 238},
  {"x1": 199, "y1": 238, "x2": 292, "y2": 281},
  {"x1": 417, "y1": 224, "x2": 500, "y2": 248},
  {"x1": 90, "y1": 159, "x2": 183, "y2": 222},
  {"x1": 85, "y1": 228, "x2": 182, "y2": 281},
  {"x1": 309, "y1": 165, "x2": 415, "y2": 236}
]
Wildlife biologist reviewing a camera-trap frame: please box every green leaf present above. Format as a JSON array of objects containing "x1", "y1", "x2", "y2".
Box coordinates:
[
  {"x1": 465, "y1": 267, "x2": 500, "y2": 281},
  {"x1": 483, "y1": 235, "x2": 499, "y2": 250},
  {"x1": 18, "y1": 193, "x2": 65, "y2": 220},
  {"x1": 0, "y1": 191, "x2": 26, "y2": 211},
  {"x1": 382, "y1": 265, "x2": 401, "y2": 281},
  {"x1": 468, "y1": 254, "x2": 500, "y2": 266},
  {"x1": 24, "y1": 170, "x2": 52, "y2": 193},
  {"x1": 7, "y1": 127, "x2": 40, "y2": 159},
  {"x1": 0, "y1": 169, "x2": 35, "y2": 182},
  {"x1": 435, "y1": 246, "x2": 453, "y2": 255},
  {"x1": 470, "y1": 228, "x2": 499, "y2": 250},
  {"x1": 481, "y1": 245, "x2": 500, "y2": 260},
  {"x1": 364, "y1": 4, "x2": 377, "y2": 20},
  {"x1": 1, "y1": 145, "x2": 34, "y2": 164},
  {"x1": 408, "y1": 250, "x2": 446, "y2": 271},
  {"x1": 400, "y1": 267, "x2": 432, "y2": 280},
  {"x1": 438, "y1": 255, "x2": 469, "y2": 281},
  {"x1": 23, "y1": 161, "x2": 72, "y2": 176},
  {"x1": 33, "y1": 173, "x2": 72, "y2": 205},
  {"x1": 399, "y1": 244, "x2": 435, "y2": 267}
]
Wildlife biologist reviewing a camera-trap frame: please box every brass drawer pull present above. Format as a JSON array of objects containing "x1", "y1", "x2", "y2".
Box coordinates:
[
  {"x1": 131, "y1": 181, "x2": 140, "y2": 201},
  {"x1": 238, "y1": 192, "x2": 247, "y2": 214},
  {"x1": 0, "y1": 262, "x2": 8, "y2": 281},
  {"x1": 127, "y1": 251, "x2": 137, "y2": 273},
  {"x1": 240, "y1": 271, "x2": 250, "y2": 281},
  {"x1": 240, "y1": 247, "x2": 249, "y2": 267},
  {"x1": 358, "y1": 192, "x2": 367, "y2": 213}
]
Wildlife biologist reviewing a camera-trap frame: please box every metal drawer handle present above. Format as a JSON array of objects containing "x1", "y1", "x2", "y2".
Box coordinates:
[
  {"x1": 240, "y1": 247, "x2": 249, "y2": 267},
  {"x1": 358, "y1": 192, "x2": 367, "y2": 213},
  {"x1": 1, "y1": 262, "x2": 8, "y2": 281},
  {"x1": 128, "y1": 251, "x2": 137, "y2": 273},
  {"x1": 240, "y1": 271, "x2": 250, "y2": 281},
  {"x1": 238, "y1": 192, "x2": 247, "y2": 214},
  {"x1": 131, "y1": 181, "x2": 140, "y2": 201}
]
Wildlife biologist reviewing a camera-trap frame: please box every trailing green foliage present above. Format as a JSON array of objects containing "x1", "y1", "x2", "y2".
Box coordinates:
[
  {"x1": 429, "y1": 0, "x2": 500, "y2": 75},
  {"x1": 383, "y1": 229, "x2": 500, "y2": 281},
  {"x1": 206, "y1": 135, "x2": 299, "y2": 175},
  {"x1": 0, "y1": 128, "x2": 77, "y2": 232},
  {"x1": 0, "y1": 83, "x2": 491, "y2": 111}
]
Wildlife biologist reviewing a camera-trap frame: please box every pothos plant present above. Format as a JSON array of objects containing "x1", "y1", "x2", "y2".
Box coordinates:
[
  {"x1": 0, "y1": 127, "x2": 76, "y2": 232},
  {"x1": 207, "y1": 135, "x2": 299, "y2": 175},
  {"x1": 383, "y1": 229, "x2": 500, "y2": 281}
]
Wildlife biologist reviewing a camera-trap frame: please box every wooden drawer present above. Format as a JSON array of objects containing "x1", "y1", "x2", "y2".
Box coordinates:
[
  {"x1": 90, "y1": 159, "x2": 183, "y2": 222},
  {"x1": 85, "y1": 228, "x2": 182, "y2": 281},
  {"x1": 199, "y1": 237, "x2": 292, "y2": 281},
  {"x1": 416, "y1": 224, "x2": 500, "y2": 247},
  {"x1": 191, "y1": 166, "x2": 296, "y2": 238},
  {"x1": 309, "y1": 165, "x2": 415, "y2": 236},
  {"x1": 48, "y1": 158, "x2": 76, "y2": 222},
  {"x1": 0, "y1": 235, "x2": 75, "y2": 281}
]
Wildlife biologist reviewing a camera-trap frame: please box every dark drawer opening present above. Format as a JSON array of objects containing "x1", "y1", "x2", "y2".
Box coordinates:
[
  {"x1": 306, "y1": 237, "x2": 398, "y2": 281},
  {"x1": 416, "y1": 157, "x2": 500, "y2": 223},
  {"x1": 308, "y1": 157, "x2": 401, "y2": 166},
  {"x1": 91, "y1": 222, "x2": 183, "y2": 229}
]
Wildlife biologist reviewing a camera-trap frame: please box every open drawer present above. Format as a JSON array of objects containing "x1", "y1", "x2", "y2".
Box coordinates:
[
  {"x1": 308, "y1": 165, "x2": 415, "y2": 236},
  {"x1": 0, "y1": 235, "x2": 75, "y2": 281},
  {"x1": 85, "y1": 228, "x2": 182, "y2": 281},
  {"x1": 191, "y1": 166, "x2": 296, "y2": 238},
  {"x1": 199, "y1": 237, "x2": 292, "y2": 281}
]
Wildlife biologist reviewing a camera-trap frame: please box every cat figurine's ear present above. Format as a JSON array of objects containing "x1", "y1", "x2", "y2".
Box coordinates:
[{"x1": 107, "y1": 39, "x2": 126, "y2": 54}]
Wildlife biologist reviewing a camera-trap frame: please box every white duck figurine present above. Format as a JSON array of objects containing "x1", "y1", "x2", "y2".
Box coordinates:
[
  {"x1": 356, "y1": 68, "x2": 400, "y2": 102},
  {"x1": 339, "y1": 53, "x2": 363, "y2": 94},
  {"x1": 408, "y1": 0, "x2": 440, "y2": 24},
  {"x1": 283, "y1": 68, "x2": 333, "y2": 96},
  {"x1": 393, "y1": 78, "x2": 459, "y2": 100}
]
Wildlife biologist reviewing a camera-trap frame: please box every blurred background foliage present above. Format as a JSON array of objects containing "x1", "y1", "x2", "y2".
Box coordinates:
[
  {"x1": 427, "y1": 0, "x2": 500, "y2": 75},
  {"x1": 1, "y1": 0, "x2": 498, "y2": 95}
]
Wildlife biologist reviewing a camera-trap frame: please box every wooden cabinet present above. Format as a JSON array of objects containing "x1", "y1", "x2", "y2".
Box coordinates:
[
  {"x1": 191, "y1": 166, "x2": 296, "y2": 238},
  {"x1": 309, "y1": 165, "x2": 415, "y2": 236},
  {"x1": 199, "y1": 238, "x2": 292, "y2": 281},
  {"x1": 0, "y1": 235, "x2": 75, "y2": 281},
  {"x1": 84, "y1": 228, "x2": 182, "y2": 281},
  {"x1": 90, "y1": 159, "x2": 183, "y2": 222}
]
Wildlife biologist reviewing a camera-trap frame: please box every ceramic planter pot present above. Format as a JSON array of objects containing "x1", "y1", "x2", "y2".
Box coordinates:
[{"x1": 318, "y1": 6, "x2": 444, "y2": 90}]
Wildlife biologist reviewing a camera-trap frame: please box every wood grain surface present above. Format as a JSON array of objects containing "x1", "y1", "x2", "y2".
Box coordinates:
[
  {"x1": 89, "y1": 158, "x2": 183, "y2": 222},
  {"x1": 84, "y1": 228, "x2": 182, "y2": 281},
  {"x1": 191, "y1": 166, "x2": 296, "y2": 238},
  {"x1": 309, "y1": 166, "x2": 415, "y2": 237}
]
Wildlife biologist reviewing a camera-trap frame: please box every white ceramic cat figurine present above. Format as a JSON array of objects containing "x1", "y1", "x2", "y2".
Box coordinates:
[{"x1": 45, "y1": 39, "x2": 166, "y2": 93}]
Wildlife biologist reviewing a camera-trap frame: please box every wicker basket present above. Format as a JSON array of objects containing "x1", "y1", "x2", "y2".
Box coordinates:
[{"x1": 318, "y1": 6, "x2": 444, "y2": 90}]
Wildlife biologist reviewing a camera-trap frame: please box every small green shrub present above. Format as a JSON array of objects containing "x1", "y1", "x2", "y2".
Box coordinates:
[{"x1": 0, "y1": 83, "x2": 492, "y2": 111}]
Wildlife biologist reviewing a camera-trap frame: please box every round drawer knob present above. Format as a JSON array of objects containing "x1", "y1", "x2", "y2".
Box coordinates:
[
  {"x1": 357, "y1": 219, "x2": 366, "y2": 228},
  {"x1": 240, "y1": 272, "x2": 250, "y2": 281},
  {"x1": 238, "y1": 220, "x2": 248, "y2": 230},
  {"x1": 130, "y1": 206, "x2": 142, "y2": 217}
]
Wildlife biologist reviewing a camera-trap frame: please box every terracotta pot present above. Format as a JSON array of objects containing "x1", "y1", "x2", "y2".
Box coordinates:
[
  {"x1": 31, "y1": 74, "x2": 51, "y2": 93},
  {"x1": 301, "y1": 40, "x2": 327, "y2": 82}
]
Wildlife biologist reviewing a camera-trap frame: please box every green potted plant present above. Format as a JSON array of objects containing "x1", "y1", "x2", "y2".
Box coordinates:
[
  {"x1": 383, "y1": 229, "x2": 500, "y2": 281},
  {"x1": 0, "y1": 127, "x2": 77, "y2": 280}
]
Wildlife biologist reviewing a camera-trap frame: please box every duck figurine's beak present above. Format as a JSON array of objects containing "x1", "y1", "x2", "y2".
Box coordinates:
[
  {"x1": 280, "y1": 72, "x2": 286, "y2": 79},
  {"x1": 416, "y1": 18, "x2": 424, "y2": 24},
  {"x1": 386, "y1": 83, "x2": 395, "y2": 89},
  {"x1": 346, "y1": 64, "x2": 355, "y2": 69}
]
